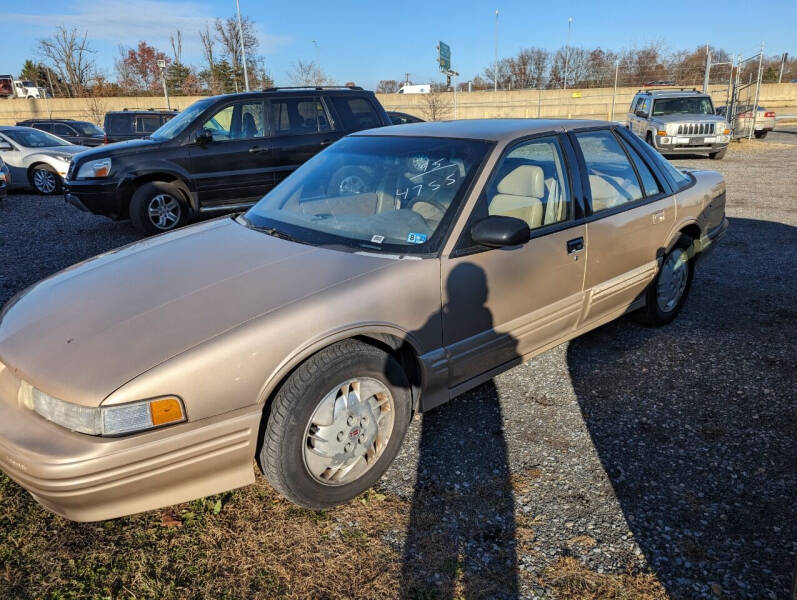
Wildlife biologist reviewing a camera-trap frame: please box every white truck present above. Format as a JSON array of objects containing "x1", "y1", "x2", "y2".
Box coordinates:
[
  {"x1": 398, "y1": 84, "x2": 431, "y2": 94},
  {"x1": 0, "y1": 76, "x2": 49, "y2": 99}
]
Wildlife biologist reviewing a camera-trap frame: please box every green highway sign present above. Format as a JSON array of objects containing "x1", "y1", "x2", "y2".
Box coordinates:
[{"x1": 438, "y1": 41, "x2": 451, "y2": 72}]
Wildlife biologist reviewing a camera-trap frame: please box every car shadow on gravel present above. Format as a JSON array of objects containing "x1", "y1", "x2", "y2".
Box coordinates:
[
  {"x1": 567, "y1": 217, "x2": 797, "y2": 599},
  {"x1": 399, "y1": 263, "x2": 520, "y2": 599}
]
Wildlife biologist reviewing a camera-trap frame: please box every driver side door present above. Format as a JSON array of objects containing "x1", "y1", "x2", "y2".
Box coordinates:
[{"x1": 441, "y1": 134, "x2": 587, "y2": 391}]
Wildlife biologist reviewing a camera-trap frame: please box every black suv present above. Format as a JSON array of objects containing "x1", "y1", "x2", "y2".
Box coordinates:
[
  {"x1": 103, "y1": 109, "x2": 178, "y2": 144},
  {"x1": 66, "y1": 87, "x2": 391, "y2": 234},
  {"x1": 16, "y1": 119, "x2": 105, "y2": 146}
]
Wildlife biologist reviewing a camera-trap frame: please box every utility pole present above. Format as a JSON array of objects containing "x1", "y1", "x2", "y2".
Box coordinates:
[
  {"x1": 778, "y1": 52, "x2": 788, "y2": 83},
  {"x1": 494, "y1": 9, "x2": 499, "y2": 92},
  {"x1": 563, "y1": 17, "x2": 573, "y2": 91},
  {"x1": 236, "y1": 0, "x2": 250, "y2": 91},
  {"x1": 702, "y1": 45, "x2": 711, "y2": 93},
  {"x1": 611, "y1": 60, "x2": 619, "y2": 121}
]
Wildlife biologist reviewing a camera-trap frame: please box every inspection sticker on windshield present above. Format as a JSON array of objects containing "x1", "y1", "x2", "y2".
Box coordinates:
[
  {"x1": 407, "y1": 232, "x2": 427, "y2": 244},
  {"x1": 370, "y1": 235, "x2": 385, "y2": 244}
]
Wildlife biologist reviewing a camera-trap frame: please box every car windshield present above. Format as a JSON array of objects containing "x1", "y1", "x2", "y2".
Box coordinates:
[
  {"x1": 71, "y1": 122, "x2": 103, "y2": 136},
  {"x1": 3, "y1": 128, "x2": 71, "y2": 147},
  {"x1": 150, "y1": 100, "x2": 212, "y2": 141},
  {"x1": 652, "y1": 97, "x2": 714, "y2": 116},
  {"x1": 243, "y1": 135, "x2": 492, "y2": 254}
]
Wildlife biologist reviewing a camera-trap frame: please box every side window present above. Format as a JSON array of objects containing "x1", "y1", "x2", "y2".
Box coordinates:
[
  {"x1": 631, "y1": 96, "x2": 642, "y2": 112},
  {"x1": 269, "y1": 97, "x2": 330, "y2": 135},
  {"x1": 575, "y1": 129, "x2": 643, "y2": 213},
  {"x1": 476, "y1": 136, "x2": 572, "y2": 233},
  {"x1": 202, "y1": 102, "x2": 265, "y2": 141},
  {"x1": 638, "y1": 98, "x2": 650, "y2": 116},
  {"x1": 619, "y1": 138, "x2": 663, "y2": 197},
  {"x1": 52, "y1": 123, "x2": 74, "y2": 136},
  {"x1": 107, "y1": 115, "x2": 132, "y2": 135},
  {"x1": 137, "y1": 115, "x2": 162, "y2": 134},
  {"x1": 330, "y1": 96, "x2": 381, "y2": 131},
  {"x1": 35, "y1": 123, "x2": 53, "y2": 132}
]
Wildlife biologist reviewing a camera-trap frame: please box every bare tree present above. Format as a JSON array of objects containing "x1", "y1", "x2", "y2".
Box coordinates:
[
  {"x1": 214, "y1": 16, "x2": 258, "y2": 92},
  {"x1": 37, "y1": 26, "x2": 96, "y2": 97},
  {"x1": 376, "y1": 79, "x2": 400, "y2": 93},
  {"x1": 289, "y1": 60, "x2": 333, "y2": 86},
  {"x1": 420, "y1": 90, "x2": 452, "y2": 121},
  {"x1": 170, "y1": 29, "x2": 183, "y2": 64}
]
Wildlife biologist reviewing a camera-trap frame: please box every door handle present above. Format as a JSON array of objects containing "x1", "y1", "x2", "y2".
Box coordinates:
[
  {"x1": 249, "y1": 146, "x2": 272, "y2": 154},
  {"x1": 652, "y1": 209, "x2": 665, "y2": 224},
  {"x1": 566, "y1": 237, "x2": 584, "y2": 254},
  {"x1": 319, "y1": 138, "x2": 332, "y2": 147}
]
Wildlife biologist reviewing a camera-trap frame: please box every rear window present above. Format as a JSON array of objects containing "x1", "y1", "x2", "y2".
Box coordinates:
[
  {"x1": 330, "y1": 96, "x2": 382, "y2": 131},
  {"x1": 106, "y1": 114, "x2": 134, "y2": 135}
]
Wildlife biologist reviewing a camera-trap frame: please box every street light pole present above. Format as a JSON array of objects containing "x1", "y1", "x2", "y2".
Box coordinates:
[
  {"x1": 563, "y1": 16, "x2": 572, "y2": 91},
  {"x1": 236, "y1": 0, "x2": 250, "y2": 91},
  {"x1": 158, "y1": 59, "x2": 171, "y2": 110},
  {"x1": 494, "y1": 9, "x2": 499, "y2": 92}
]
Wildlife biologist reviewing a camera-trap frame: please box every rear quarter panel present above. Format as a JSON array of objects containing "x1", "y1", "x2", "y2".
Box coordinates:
[{"x1": 669, "y1": 170, "x2": 726, "y2": 247}]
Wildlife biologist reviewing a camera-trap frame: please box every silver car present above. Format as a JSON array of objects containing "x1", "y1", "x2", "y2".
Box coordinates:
[
  {"x1": 0, "y1": 126, "x2": 87, "y2": 195},
  {"x1": 627, "y1": 90, "x2": 730, "y2": 159}
]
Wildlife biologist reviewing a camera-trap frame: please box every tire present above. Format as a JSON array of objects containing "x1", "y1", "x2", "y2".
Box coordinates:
[
  {"x1": 30, "y1": 164, "x2": 62, "y2": 195},
  {"x1": 260, "y1": 339, "x2": 412, "y2": 509},
  {"x1": 709, "y1": 147, "x2": 727, "y2": 160},
  {"x1": 646, "y1": 132, "x2": 655, "y2": 147},
  {"x1": 129, "y1": 181, "x2": 187, "y2": 235},
  {"x1": 636, "y1": 237, "x2": 695, "y2": 326},
  {"x1": 754, "y1": 130, "x2": 768, "y2": 139},
  {"x1": 326, "y1": 166, "x2": 372, "y2": 197}
]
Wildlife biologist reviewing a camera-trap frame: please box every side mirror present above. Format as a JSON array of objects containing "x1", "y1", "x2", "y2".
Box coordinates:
[
  {"x1": 471, "y1": 215, "x2": 530, "y2": 248},
  {"x1": 195, "y1": 129, "x2": 213, "y2": 145},
  {"x1": 0, "y1": 142, "x2": 13, "y2": 151},
  {"x1": 635, "y1": 110, "x2": 648, "y2": 118}
]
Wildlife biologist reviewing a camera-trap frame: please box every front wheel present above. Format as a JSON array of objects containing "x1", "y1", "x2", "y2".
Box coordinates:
[
  {"x1": 260, "y1": 340, "x2": 412, "y2": 509},
  {"x1": 30, "y1": 164, "x2": 62, "y2": 195},
  {"x1": 636, "y1": 238, "x2": 694, "y2": 326},
  {"x1": 130, "y1": 181, "x2": 187, "y2": 235},
  {"x1": 709, "y1": 147, "x2": 727, "y2": 160}
]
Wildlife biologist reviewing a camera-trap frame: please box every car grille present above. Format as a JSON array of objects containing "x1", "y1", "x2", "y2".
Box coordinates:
[{"x1": 676, "y1": 123, "x2": 716, "y2": 135}]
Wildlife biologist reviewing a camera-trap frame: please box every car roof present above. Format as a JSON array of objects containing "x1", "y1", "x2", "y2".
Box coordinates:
[{"x1": 353, "y1": 118, "x2": 608, "y2": 142}]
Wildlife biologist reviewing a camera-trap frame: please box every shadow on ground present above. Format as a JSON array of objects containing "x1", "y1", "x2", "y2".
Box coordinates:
[{"x1": 567, "y1": 217, "x2": 797, "y2": 599}]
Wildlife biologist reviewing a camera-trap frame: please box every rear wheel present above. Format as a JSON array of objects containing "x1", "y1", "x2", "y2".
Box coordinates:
[
  {"x1": 260, "y1": 340, "x2": 412, "y2": 509},
  {"x1": 637, "y1": 237, "x2": 694, "y2": 326},
  {"x1": 754, "y1": 130, "x2": 768, "y2": 139},
  {"x1": 130, "y1": 181, "x2": 187, "y2": 235},
  {"x1": 30, "y1": 164, "x2": 61, "y2": 195},
  {"x1": 709, "y1": 147, "x2": 727, "y2": 160}
]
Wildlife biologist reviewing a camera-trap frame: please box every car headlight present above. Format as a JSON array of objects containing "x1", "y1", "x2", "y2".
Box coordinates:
[
  {"x1": 76, "y1": 158, "x2": 112, "y2": 179},
  {"x1": 18, "y1": 380, "x2": 185, "y2": 436},
  {"x1": 55, "y1": 154, "x2": 73, "y2": 163}
]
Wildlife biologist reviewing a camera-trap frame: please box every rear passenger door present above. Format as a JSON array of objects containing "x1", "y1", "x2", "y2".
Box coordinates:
[
  {"x1": 570, "y1": 127, "x2": 674, "y2": 327},
  {"x1": 265, "y1": 95, "x2": 340, "y2": 188}
]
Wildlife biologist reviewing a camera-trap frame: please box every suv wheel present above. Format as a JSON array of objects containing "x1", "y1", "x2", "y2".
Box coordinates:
[
  {"x1": 260, "y1": 339, "x2": 412, "y2": 509},
  {"x1": 130, "y1": 182, "x2": 187, "y2": 235},
  {"x1": 709, "y1": 147, "x2": 727, "y2": 160},
  {"x1": 30, "y1": 164, "x2": 61, "y2": 195}
]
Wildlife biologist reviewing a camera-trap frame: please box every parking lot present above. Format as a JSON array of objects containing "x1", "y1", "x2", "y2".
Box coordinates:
[{"x1": 0, "y1": 139, "x2": 795, "y2": 599}]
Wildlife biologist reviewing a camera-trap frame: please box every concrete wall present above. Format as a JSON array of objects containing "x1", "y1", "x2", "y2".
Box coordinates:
[{"x1": 1, "y1": 84, "x2": 795, "y2": 126}]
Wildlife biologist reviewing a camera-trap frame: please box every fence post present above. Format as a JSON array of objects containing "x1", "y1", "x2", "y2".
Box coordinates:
[{"x1": 610, "y1": 62, "x2": 619, "y2": 121}]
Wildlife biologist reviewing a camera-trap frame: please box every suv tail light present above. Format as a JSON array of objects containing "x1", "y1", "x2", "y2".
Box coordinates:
[
  {"x1": 764, "y1": 111, "x2": 775, "y2": 118},
  {"x1": 103, "y1": 134, "x2": 108, "y2": 144}
]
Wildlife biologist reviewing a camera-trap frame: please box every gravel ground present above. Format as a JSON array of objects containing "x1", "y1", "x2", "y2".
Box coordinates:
[{"x1": 0, "y1": 140, "x2": 795, "y2": 599}]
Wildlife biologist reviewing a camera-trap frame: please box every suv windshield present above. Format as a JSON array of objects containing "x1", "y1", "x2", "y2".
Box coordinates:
[
  {"x1": 150, "y1": 100, "x2": 213, "y2": 141},
  {"x1": 244, "y1": 135, "x2": 491, "y2": 254},
  {"x1": 4, "y1": 128, "x2": 70, "y2": 147},
  {"x1": 652, "y1": 97, "x2": 714, "y2": 116}
]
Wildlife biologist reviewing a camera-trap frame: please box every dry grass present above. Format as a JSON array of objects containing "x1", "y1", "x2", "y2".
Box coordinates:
[{"x1": 539, "y1": 557, "x2": 668, "y2": 600}]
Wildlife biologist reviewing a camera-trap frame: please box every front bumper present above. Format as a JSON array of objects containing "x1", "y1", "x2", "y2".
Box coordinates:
[
  {"x1": 654, "y1": 135, "x2": 729, "y2": 154},
  {"x1": 0, "y1": 364, "x2": 260, "y2": 521},
  {"x1": 64, "y1": 178, "x2": 125, "y2": 220}
]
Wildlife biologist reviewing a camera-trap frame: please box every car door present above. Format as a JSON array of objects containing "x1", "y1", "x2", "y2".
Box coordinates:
[
  {"x1": 441, "y1": 134, "x2": 587, "y2": 390},
  {"x1": 570, "y1": 127, "x2": 675, "y2": 327},
  {"x1": 628, "y1": 95, "x2": 641, "y2": 132},
  {"x1": 265, "y1": 95, "x2": 342, "y2": 188},
  {"x1": 189, "y1": 99, "x2": 279, "y2": 210}
]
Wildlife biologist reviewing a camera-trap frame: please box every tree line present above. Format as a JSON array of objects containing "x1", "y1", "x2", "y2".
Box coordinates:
[{"x1": 378, "y1": 43, "x2": 797, "y2": 93}]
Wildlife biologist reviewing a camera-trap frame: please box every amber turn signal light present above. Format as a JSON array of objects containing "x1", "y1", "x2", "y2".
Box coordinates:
[
  {"x1": 656, "y1": 130, "x2": 667, "y2": 136},
  {"x1": 149, "y1": 397, "x2": 185, "y2": 426}
]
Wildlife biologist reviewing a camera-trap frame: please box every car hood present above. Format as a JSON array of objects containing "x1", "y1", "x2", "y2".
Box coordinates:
[
  {"x1": 651, "y1": 113, "x2": 726, "y2": 124},
  {"x1": 72, "y1": 137, "x2": 164, "y2": 163},
  {"x1": 0, "y1": 218, "x2": 396, "y2": 406},
  {"x1": 28, "y1": 145, "x2": 88, "y2": 158}
]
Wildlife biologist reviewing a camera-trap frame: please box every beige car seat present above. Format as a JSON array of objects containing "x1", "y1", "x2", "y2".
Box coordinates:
[{"x1": 488, "y1": 165, "x2": 545, "y2": 228}]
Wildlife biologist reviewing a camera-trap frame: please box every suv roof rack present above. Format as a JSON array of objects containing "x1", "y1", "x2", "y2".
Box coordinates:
[
  {"x1": 120, "y1": 107, "x2": 176, "y2": 112},
  {"x1": 261, "y1": 85, "x2": 364, "y2": 92},
  {"x1": 637, "y1": 87, "x2": 701, "y2": 94}
]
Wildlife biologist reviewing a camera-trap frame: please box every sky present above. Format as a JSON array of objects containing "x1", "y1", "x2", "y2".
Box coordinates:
[{"x1": 1, "y1": 0, "x2": 795, "y2": 89}]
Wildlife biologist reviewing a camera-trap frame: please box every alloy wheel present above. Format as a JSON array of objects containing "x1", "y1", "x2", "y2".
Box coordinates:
[
  {"x1": 147, "y1": 194, "x2": 181, "y2": 230},
  {"x1": 33, "y1": 168, "x2": 57, "y2": 194}
]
